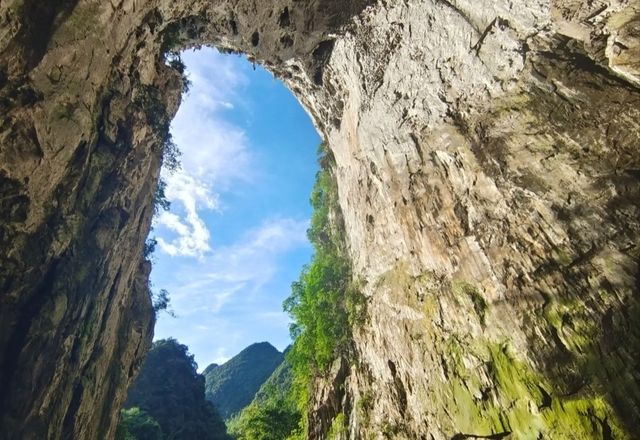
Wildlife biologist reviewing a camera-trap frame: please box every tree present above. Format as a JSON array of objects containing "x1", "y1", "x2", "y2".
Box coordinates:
[
  {"x1": 227, "y1": 358, "x2": 300, "y2": 440},
  {"x1": 281, "y1": 143, "x2": 365, "y2": 435},
  {"x1": 151, "y1": 289, "x2": 174, "y2": 317},
  {"x1": 115, "y1": 407, "x2": 163, "y2": 440},
  {"x1": 228, "y1": 401, "x2": 299, "y2": 440}
]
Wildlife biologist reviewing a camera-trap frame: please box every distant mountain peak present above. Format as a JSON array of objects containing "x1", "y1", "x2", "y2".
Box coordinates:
[
  {"x1": 202, "y1": 363, "x2": 219, "y2": 376},
  {"x1": 242, "y1": 341, "x2": 279, "y2": 353},
  {"x1": 203, "y1": 341, "x2": 284, "y2": 419}
]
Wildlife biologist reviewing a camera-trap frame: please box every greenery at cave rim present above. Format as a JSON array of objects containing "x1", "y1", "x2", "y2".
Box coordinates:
[
  {"x1": 280, "y1": 142, "x2": 366, "y2": 438},
  {"x1": 119, "y1": 143, "x2": 362, "y2": 440}
]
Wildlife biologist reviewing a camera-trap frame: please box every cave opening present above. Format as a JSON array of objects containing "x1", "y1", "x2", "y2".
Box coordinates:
[
  {"x1": 0, "y1": 1, "x2": 368, "y2": 435},
  {"x1": 2, "y1": 1, "x2": 640, "y2": 439},
  {"x1": 147, "y1": 46, "x2": 321, "y2": 370},
  {"x1": 116, "y1": 46, "x2": 324, "y2": 438}
]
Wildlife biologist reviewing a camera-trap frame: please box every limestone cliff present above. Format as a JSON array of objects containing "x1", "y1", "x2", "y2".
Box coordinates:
[{"x1": 0, "y1": 0, "x2": 638, "y2": 439}]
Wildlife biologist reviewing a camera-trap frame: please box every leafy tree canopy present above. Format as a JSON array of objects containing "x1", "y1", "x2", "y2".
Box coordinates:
[
  {"x1": 227, "y1": 356, "x2": 301, "y2": 440},
  {"x1": 115, "y1": 407, "x2": 162, "y2": 440}
]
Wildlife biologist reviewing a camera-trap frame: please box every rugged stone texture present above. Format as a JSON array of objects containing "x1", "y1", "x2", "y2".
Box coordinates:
[
  {"x1": 319, "y1": 1, "x2": 640, "y2": 439},
  {"x1": 0, "y1": 0, "x2": 639, "y2": 439},
  {"x1": 0, "y1": 1, "x2": 371, "y2": 438}
]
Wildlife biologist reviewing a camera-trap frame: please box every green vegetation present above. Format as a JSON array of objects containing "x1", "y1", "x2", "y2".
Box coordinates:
[
  {"x1": 150, "y1": 288, "x2": 174, "y2": 317},
  {"x1": 121, "y1": 339, "x2": 231, "y2": 440},
  {"x1": 356, "y1": 390, "x2": 373, "y2": 428},
  {"x1": 115, "y1": 407, "x2": 162, "y2": 440},
  {"x1": 143, "y1": 237, "x2": 158, "y2": 259},
  {"x1": 227, "y1": 358, "x2": 300, "y2": 440},
  {"x1": 228, "y1": 400, "x2": 299, "y2": 440},
  {"x1": 134, "y1": 82, "x2": 181, "y2": 219},
  {"x1": 159, "y1": 21, "x2": 193, "y2": 94},
  {"x1": 436, "y1": 337, "x2": 630, "y2": 439},
  {"x1": 134, "y1": 84, "x2": 181, "y2": 169},
  {"x1": 327, "y1": 413, "x2": 347, "y2": 439},
  {"x1": 203, "y1": 342, "x2": 283, "y2": 419},
  {"x1": 135, "y1": 81, "x2": 180, "y2": 270},
  {"x1": 153, "y1": 178, "x2": 171, "y2": 216},
  {"x1": 166, "y1": 53, "x2": 192, "y2": 94},
  {"x1": 540, "y1": 289, "x2": 640, "y2": 433},
  {"x1": 453, "y1": 281, "x2": 487, "y2": 326},
  {"x1": 283, "y1": 143, "x2": 366, "y2": 435},
  {"x1": 251, "y1": 350, "x2": 294, "y2": 406},
  {"x1": 380, "y1": 421, "x2": 401, "y2": 439},
  {"x1": 134, "y1": 80, "x2": 183, "y2": 309}
]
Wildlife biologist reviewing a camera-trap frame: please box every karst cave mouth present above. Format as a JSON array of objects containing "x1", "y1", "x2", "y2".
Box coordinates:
[
  {"x1": 1, "y1": 1, "x2": 639, "y2": 439},
  {"x1": 146, "y1": 46, "x2": 321, "y2": 373},
  {"x1": 0, "y1": 2, "x2": 369, "y2": 436}
]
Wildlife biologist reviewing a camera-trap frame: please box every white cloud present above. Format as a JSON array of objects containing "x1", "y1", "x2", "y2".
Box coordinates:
[
  {"x1": 255, "y1": 310, "x2": 291, "y2": 326},
  {"x1": 172, "y1": 48, "x2": 252, "y2": 185},
  {"x1": 170, "y1": 114, "x2": 251, "y2": 185},
  {"x1": 156, "y1": 171, "x2": 218, "y2": 257},
  {"x1": 212, "y1": 346, "x2": 233, "y2": 365},
  {"x1": 166, "y1": 217, "x2": 309, "y2": 315},
  {"x1": 156, "y1": 48, "x2": 253, "y2": 257}
]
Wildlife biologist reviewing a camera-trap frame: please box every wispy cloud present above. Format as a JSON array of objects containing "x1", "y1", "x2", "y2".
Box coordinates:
[
  {"x1": 156, "y1": 171, "x2": 218, "y2": 257},
  {"x1": 166, "y1": 217, "x2": 309, "y2": 315},
  {"x1": 154, "y1": 217, "x2": 309, "y2": 370},
  {"x1": 156, "y1": 48, "x2": 252, "y2": 257},
  {"x1": 212, "y1": 346, "x2": 234, "y2": 365}
]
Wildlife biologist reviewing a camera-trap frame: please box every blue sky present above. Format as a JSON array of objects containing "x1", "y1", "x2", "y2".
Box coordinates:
[{"x1": 150, "y1": 48, "x2": 320, "y2": 370}]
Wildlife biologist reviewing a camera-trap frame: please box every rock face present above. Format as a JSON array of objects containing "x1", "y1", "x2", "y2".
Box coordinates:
[{"x1": 0, "y1": 0, "x2": 638, "y2": 439}]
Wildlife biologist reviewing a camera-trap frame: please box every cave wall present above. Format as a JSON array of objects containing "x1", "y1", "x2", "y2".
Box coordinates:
[
  {"x1": 0, "y1": 0, "x2": 638, "y2": 439},
  {"x1": 320, "y1": 1, "x2": 640, "y2": 438}
]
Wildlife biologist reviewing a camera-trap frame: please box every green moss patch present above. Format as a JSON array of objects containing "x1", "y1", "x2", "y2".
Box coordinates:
[
  {"x1": 439, "y1": 339, "x2": 630, "y2": 439},
  {"x1": 453, "y1": 281, "x2": 488, "y2": 326}
]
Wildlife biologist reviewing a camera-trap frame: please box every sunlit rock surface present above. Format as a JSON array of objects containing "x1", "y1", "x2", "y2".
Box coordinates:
[{"x1": 0, "y1": 0, "x2": 638, "y2": 438}]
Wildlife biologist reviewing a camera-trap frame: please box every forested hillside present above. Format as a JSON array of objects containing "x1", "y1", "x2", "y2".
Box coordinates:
[
  {"x1": 203, "y1": 342, "x2": 283, "y2": 419},
  {"x1": 117, "y1": 339, "x2": 231, "y2": 440},
  {"x1": 227, "y1": 353, "x2": 300, "y2": 440}
]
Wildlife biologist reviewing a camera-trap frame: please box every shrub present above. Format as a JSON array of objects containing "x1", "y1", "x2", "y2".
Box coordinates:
[
  {"x1": 153, "y1": 178, "x2": 170, "y2": 215},
  {"x1": 143, "y1": 237, "x2": 157, "y2": 259},
  {"x1": 165, "y1": 53, "x2": 192, "y2": 94},
  {"x1": 327, "y1": 413, "x2": 347, "y2": 440},
  {"x1": 115, "y1": 407, "x2": 162, "y2": 440},
  {"x1": 134, "y1": 84, "x2": 182, "y2": 175},
  {"x1": 283, "y1": 142, "x2": 366, "y2": 434}
]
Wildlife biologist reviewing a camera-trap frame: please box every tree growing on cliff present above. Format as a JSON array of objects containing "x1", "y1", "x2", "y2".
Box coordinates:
[
  {"x1": 151, "y1": 288, "x2": 175, "y2": 317},
  {"x1": 282, "y1": 143, "x2": 366, "y2": 434}
]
